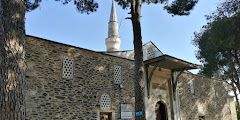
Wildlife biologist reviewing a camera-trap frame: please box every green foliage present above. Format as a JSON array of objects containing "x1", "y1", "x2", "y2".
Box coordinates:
[
  {"x1": 25, "y1": 0, "x2": 198, "y2": 16},
  {"x1": 165, "y1": 0, "x2": 198, "y2": 15},
  {"x1": 25, "y1": 0, "x2": 42, "y2": 11},
  {"x1": 114, "y1": 0, "x2": 198, "y2": 16},
  {"x1": 25, "y1": 0, "x2": 98, "y2": 14},
  {"x1": 192, "y1": 0, "x2": 240, "y2": 79}
]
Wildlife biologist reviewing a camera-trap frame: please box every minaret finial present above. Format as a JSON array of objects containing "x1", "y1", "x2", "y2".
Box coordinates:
[{"x1": 105, "y1": 0, "x2": 121, "y2": 52}]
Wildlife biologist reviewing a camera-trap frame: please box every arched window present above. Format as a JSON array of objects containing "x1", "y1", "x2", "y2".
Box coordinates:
[
  {"x1": 100, "y1": 94, "x2": 111, "y2": 110},
  {"x1": 198, "y1": 104, "x2": 205, "y2": 120},
  {"x1": 198, "y1": 104, "x2": 204, "y2": 115}
]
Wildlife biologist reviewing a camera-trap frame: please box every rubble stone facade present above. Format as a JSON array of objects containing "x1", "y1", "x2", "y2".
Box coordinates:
[
  {"x1": 178, "y1": 73, "x2": 237, "y2": 120},
  {"x1": 24, "y1": 36, "x2": 237, "y2": 120},
  {"x1": 25, "y1": 36, "x2": 135, "y2": 120}
]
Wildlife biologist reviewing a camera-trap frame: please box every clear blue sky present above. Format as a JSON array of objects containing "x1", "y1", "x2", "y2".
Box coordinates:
[{"x1": 25, "y1": 0, "x2": 222, "y2": 74}]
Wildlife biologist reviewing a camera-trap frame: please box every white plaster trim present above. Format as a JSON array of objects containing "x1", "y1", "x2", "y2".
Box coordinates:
[
  {"x1": 211, "y1": 84, "x2": 216, "y2": 98},
  {"x1": 190, "y1": 80, "x2": 195, "y2": 95}
]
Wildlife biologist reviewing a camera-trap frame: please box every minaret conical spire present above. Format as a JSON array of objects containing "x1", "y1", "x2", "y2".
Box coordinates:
[
  {"x1": 110, "y1": 0, "x2": 118, "y2": 22},
  {"x1": 105, "y1": 0, "x2": 121, "y2": 52}
]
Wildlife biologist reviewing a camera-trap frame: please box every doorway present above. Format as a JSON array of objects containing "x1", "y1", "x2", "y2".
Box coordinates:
[
  {"x1": 100, "y1": 112, "x2": 112, "y2": 120},
  {"x1": 155, "y1": 101, "x2": 168, "y2": 120}
]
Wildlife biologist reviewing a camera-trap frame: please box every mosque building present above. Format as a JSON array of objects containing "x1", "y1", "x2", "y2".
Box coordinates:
[{"x1": 25, "y1": 0, "x2": 237, "y2": 119}]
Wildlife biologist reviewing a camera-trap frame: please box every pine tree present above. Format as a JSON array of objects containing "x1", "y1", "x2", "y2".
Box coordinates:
[
  {"x1": 0, "y1": 0, "x2": 98, "y2": 119},
  {"x1": 193, "y1": 0, "x2": 240, "y2": 117},
  {"x1": 116, "y1": 0, "x2": 198, "y2": 119}
]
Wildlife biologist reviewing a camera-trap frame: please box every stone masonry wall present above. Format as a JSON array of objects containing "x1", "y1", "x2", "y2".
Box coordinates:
[
  {"x1": 25, "y1": 36, "x2": 135, "y2": 120},
  {"x1": 178, "y1": 73, "x2": 233, "y2": 120}
]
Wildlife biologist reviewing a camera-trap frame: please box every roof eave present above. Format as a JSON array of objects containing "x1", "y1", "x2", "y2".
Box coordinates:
[{"x1": 144, "y1": 54, "x2": 201, "y2": 71}]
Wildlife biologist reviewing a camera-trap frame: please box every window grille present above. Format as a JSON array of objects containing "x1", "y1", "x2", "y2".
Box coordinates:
[
  {"x1": 190, "y1": 80, "x2": 195, "y2": 95},
  {"x1": 62, "y1": 56, "x2": 74, "y2": 79},
  {"x1": 147, "y1": 47, "x2": 155, "y2": 59},
  {"x1": 100, "y1": 94, "x2": 111, "y2": 110},
  {"x1": 114, "y1": 65, "x2": 121, "y2": 84}
]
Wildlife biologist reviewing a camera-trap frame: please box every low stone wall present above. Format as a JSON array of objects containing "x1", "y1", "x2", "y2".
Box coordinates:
[
  {"x1": 25, "y1": 36, "x2": 135, "y2": 119},
  {"x1": 178, "y1": 73, "x2": 234, "y2": 120}
]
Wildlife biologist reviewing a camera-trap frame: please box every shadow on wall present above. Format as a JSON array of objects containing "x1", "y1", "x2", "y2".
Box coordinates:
[{"x1": 178, "y1": 73, "x2": 232, "y2": 120}]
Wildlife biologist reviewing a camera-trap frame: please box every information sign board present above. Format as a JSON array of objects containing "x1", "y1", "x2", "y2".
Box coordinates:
[{"x1": 121, "y1": 104, "x2": 133, "y2": 119}]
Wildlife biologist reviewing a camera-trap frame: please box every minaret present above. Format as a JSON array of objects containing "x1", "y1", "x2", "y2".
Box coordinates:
[{"x1": 105, "y1": 0, "x2": 121, "y2": 52}]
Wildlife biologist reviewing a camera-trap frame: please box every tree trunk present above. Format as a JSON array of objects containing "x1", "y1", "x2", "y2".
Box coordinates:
[
  {"x1": 233, "y1": 50, "x2": 240, "y2": 68},
  {"x1": 0, "y1": 0, "x2": 26, "y2": 119},
  {"x1": 228, "y1": 50, "x2": 240, "y2": 85},
  {"x1": 235, "y1": 80, "x2": 240, "y2": 93},
  {"x1": 130, "y1": 0, "x2": 146, "y2": 119},
  {"x1": 231, "y1": 82, "x2": 240, "y2": 117}
]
